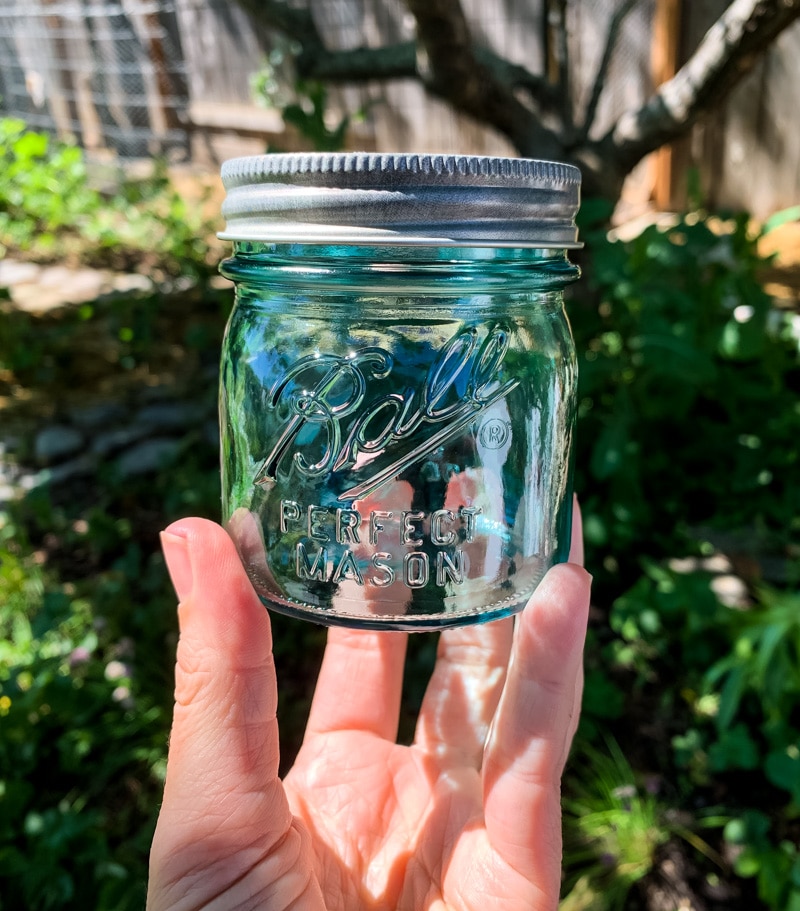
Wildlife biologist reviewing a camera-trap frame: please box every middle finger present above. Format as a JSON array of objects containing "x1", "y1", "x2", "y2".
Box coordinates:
[{"x1": 413, "y1": 615, "x2": 514, "y2": 769}]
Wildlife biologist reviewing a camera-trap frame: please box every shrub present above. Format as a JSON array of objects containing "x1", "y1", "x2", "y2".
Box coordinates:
[
  {"x1": 0, "y1": 117, "x2": 212, "y2": 274},
  {"x1": 560, "y1": 204, "x2": 800, "y2": 910}
]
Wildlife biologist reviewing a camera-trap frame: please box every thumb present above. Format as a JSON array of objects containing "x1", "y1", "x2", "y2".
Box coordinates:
[{"x1": 149, "y1": 518, "x2": 294, "y2": 903}]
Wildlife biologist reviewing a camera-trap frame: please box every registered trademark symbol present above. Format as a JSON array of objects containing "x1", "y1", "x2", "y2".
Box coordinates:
[{"x1": 479, "y1": 418, "x2": 511, "y2": 449}]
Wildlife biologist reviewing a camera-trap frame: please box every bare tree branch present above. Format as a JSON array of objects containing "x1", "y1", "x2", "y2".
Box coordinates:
[
  {"x1": 233, "y1": 0, "x2": 800, "y2": 204},
  {"x1": 238, "y1": 0, "x2": 559, "y2": 111},
  {"x1": 403, "y1": 0, "x2": 564, "y2": 158},
  {"x1": 232, "y1": 0, "x2": 413, "y2": 83},
  {"x1": 307, "y1": 41, "x2": 559, "y2": 108},
  {"x1": 234, "y1": 0, "x2": 321, "y2": 52},
  {"x1": 474, "y1": 50, "x2": 560, "y2": 110},
  {"x1": 303, "y1": 42, "x2": 418, "y2": 82},
  {"x1": 540, "y1": 1, "x2": 550, "y2": 88},
  {"x1": 610, "y1": 0, "x2": 800, "y2": 171},
  {"x1": 552, "y1": 0, "x2": 573, "y2": 128},
  {"x1": 579, "y1": 0, "x2": 638, "y2": 142}
]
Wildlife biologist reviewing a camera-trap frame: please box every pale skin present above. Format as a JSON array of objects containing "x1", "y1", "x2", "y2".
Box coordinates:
[{"x1": 148, "y1": 505, "x2": 591, "y2": 911}]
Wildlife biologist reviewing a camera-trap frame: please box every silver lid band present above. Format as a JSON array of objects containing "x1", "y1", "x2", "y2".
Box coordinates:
[{"x1": 220, "y1": 152, "x2": 582, "y2": 248}]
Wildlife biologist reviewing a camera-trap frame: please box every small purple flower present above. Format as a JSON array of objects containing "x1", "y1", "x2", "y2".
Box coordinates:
[
  {"x1": 645, "y1": 775, "x2": 662, "y2": 795},
  {"x1": 69, "y1": 646, "x2": 91, "y2": 669}
]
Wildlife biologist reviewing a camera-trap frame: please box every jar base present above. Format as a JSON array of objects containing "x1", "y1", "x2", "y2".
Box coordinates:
[{"x1": 247, "y1": 584, "x2": 538, "y2": 632}]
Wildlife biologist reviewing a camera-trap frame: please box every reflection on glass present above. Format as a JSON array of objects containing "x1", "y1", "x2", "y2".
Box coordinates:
[{"x1": 220, "y1": 245, "x2": 578, "y2": 630}]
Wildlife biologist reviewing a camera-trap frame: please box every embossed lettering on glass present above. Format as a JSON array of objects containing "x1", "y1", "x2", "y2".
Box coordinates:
[{"x1": 218, "y1": 153, "x2": 581, "y2": 630}]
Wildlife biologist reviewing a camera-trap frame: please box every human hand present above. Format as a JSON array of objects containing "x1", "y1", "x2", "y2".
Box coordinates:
[{"x1": 148, "y1": 509, "x2": 591, "y2": 911}]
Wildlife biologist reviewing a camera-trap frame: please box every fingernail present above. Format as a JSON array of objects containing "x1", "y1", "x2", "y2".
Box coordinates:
[{"x1": 161, "y1": 526, "x2": 194, "y2": 602}]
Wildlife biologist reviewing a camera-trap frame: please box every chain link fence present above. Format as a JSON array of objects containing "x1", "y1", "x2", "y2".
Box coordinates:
[{"x1": 0, "y1": 0, "x2": 189, "y2": 159}]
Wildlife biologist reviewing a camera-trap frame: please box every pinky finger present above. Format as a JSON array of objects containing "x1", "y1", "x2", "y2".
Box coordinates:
[{"x1": 481, "y1": 562, "x2": 591, "y2": 892}]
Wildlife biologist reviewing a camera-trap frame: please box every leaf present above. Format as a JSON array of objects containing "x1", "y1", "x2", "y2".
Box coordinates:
[
  {"x1": 765, "y1": 748, "x2": 800, "y2": 802},
  {"x1": 590, "y1": 420, "x2": 629, "y2": 480},
  {"x1": 733, "y1": 848, "x2": 762, "y2": 878},
  {"x1": 672, "y1": 728, "x2": 704, "y2": 768},
  {"x1": 581, "y1": 669, "x2": 626, "y2": 720},
  {"x1": 636, "y1": 330, "x2": 717, "y2": 383},
  {"x1": 707, "y1": 722, "x2": 760, "y2": 771},
  {"x1": 281, "y1": 102, "x2": 309, "y2": 129},
  {"x1": 719, "y1": 315, "x2": 767, "y2": 360},
  {"x1": 724, "y1": 809, "x2": 771, "y2": 845},
  {"x1": 715, "y1": 663, "x2": 747, "y2": 730},
  {"x1": 12, "y1": 130, "x2": 48, "y2": 160},
  {"x1": 761, "y1": 206, "x2": 800, "y2": 235},
  {"x1": 753, "y1": 616, "x2": 793, "y2": 690}
]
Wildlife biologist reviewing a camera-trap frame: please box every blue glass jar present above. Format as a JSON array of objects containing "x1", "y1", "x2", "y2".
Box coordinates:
[{"x1": 218, "y1": 153, "x2": 581, "y2": 630}]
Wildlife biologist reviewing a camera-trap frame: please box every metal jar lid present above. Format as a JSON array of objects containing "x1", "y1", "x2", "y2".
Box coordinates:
[{"x1": 219, "y1": 152, "x2": 581, "y2": 248}]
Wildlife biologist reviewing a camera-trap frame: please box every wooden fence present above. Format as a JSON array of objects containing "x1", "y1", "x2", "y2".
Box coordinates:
[{"x1": 0, "y1": 0, "x2": 799, "y2": 218}]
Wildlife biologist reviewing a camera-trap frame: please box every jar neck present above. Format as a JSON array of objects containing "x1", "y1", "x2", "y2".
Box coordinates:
[{"x1": 220, "y1": 242, "x2": 580, "y2": 293}]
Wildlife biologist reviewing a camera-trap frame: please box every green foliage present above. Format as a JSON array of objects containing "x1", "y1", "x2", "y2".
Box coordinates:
[
  {"x1": 724, "y1": 812, "x2": 800, "y2": 911},
  {"x1": 610, "y1": 560, "x2": 730, "y2": 679},
  {"x1": 563, "y1": 739, "x2": 669, "y2": 909},
  {"x1": 597, "y1": 565, "x2": 800, "y2": 909},
  {"x1": 572, "y1": 209, "x2": 800, "y2": 580},
  {"x1": 706, "y1": 586, "x2": 800, "y2": 736},
  {"x1": 0, "y1": 425, "x2": 224, "y2": 910},
  {"x1": 280, "y1": 80, "x2": 353, "y2": 152},
  {"x1": 2, "y1": 136, "x2": 799, "y2": 909},
  {"x1": 0, "y1": 510, "x2": 167, "y2": 910},
  {"x1": 563, "y1": 204, "x2": 800, "y2": 909},
  {"x1": 0, "y1": 117, "x2": 212, "y2": 273},
  {"x1": 250, "y1": 42, "x2": 368, "y2": 152},
  {"x1": 0, "y1": 124, "x2": 229, "y2": 895},
  {"x1": 0, "y1": 118, "x2": 100, "y2": 252},
  {"x1": 703, "y1": 586, "x2": 800, "y2": 911}
]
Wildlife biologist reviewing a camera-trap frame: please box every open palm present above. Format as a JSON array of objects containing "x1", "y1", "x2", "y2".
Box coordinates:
[{"x1": 148, "y1": 515, "x2": 590, "y2": 911}]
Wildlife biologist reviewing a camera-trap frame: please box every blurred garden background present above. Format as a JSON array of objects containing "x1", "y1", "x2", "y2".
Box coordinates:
[{"x1": 1, "y1": 1, "x2": 799, "y2": 909}]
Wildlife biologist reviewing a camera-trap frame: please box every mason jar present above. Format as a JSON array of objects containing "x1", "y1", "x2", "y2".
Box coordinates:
[{"x1": 218, "y1": 153, "x2": 581, "y2": 630}]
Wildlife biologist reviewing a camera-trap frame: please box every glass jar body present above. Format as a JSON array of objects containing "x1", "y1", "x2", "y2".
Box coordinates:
[{"x1": 220, "y1": 243, "x2": 578, "y2": 630}]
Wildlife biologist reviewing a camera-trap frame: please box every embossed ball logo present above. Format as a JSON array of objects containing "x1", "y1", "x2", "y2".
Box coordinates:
[{"x1": 255, "y1": 324, "x2": 518, "y2": 500}]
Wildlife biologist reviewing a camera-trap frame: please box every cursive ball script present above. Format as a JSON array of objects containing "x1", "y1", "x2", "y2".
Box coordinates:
[{"x1": 254, "y1": 324, "x2": 518, "y2": 501}]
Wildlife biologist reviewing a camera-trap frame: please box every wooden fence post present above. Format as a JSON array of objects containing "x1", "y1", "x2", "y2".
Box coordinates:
[{"x1": 651, "y1": 0, "x2": 681, "y2": 209}]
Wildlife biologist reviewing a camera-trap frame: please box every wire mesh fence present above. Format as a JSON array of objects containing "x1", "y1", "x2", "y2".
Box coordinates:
[{"x1": 0, "y1": 0, "x2": 190, "y2": 159}]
